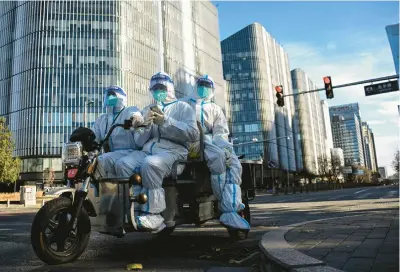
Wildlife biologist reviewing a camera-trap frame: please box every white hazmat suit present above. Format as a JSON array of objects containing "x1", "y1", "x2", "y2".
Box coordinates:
[
  {"x1": 187, "y1": 75, "x2": 250, "y2": 230},
  {"x1": 92, "y1": 86, "x2": 142, "y2": 179},
  {"x1": 115, "y1": 72, "x2": 199, "y2": 231}
]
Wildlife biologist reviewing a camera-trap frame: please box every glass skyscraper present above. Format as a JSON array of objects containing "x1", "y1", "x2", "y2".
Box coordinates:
[
  {"x1": 0, "y1": 1, "x2": 224, "y2": 183},
  {"x1": 291, "y1": 69, "x2": 332, "y2": 175},
  {"x1": 221, "y1": 23, "x2": 298, "y2": 172},
  {"x1": 329, "y1": 103, "x2": 365, "y2": 167},
  {"x1": 385, "y1": 23, "x2": 399, "y2": 75}
]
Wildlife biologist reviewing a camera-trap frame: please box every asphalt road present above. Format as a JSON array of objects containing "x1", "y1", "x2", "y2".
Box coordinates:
[{"x1": 0, "y1": 185, "x2": 398, "y2": 272}]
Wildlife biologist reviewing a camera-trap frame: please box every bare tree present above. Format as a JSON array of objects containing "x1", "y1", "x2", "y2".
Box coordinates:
[
  {"x1": 317, "y1": 155, "x2": 332, "y2": 183},
  {"x1": 330, "y1": 154, "x2": 343, "y2": 183}
]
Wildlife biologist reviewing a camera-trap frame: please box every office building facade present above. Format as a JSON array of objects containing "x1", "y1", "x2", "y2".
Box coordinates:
[
  {"x1": 386, "y1": 24, "x2": 399, "y2": 75},
  {"x1": 321, "y1": 100, "x2": 334, "y2": 157},
  {"x1": 329, "y1": 103, "x2": 365, "y2": 167},
  {"x1": 291, "y1": 69, "x2": 333, "y2": 175},
  {"x1": 0, "y1": 1, "x2": 224, "y2": 183},
  {"x1": 362, "y1": 122, "x2": 378, "y2": 172},
  {"x1": 221, "y1": 23, "x2": 298, "y2": 172}
]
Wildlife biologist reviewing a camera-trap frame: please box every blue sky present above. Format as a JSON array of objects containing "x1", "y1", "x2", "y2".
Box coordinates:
[{"x1": 215, "y1": 1, "x2": 399, "y2": 174}]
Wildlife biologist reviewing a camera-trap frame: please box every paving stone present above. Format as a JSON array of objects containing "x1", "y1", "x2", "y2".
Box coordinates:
[
  {"x1": 367, "y1": 231, "x2": 388, "y2": 239},
  {"x1": 370, "y1": 263, "x2": 399, "y2": 272},
  {"x1": 352, "y1": 248, "x2": 378, "y2": 258},
  {"x1": 374, "y1": 253, "x2": 400, "y2": 265},
  {"x1": 345, "y1": 235, "x2": 366, "y2": 241},
  {"x1": 332, "y1": 240, "x2": 362, "y2": 253},
  {"x1": 293, "y1": 265, "x2": 343, "y2": 272},
  {"x1": 378, "y1": 242, "x2": 399, "y2": 253},
  {"x1": 359, "y1": 238, "x2": 384, "y2": 248},
  {"x1": 294, "y1": 243, "x2": 316, "y2": 252},
  {"x1": 306, "y1": 248, "x2": 331, "y2": 258},
  {"x1": 342, "y1": 257, "x2": 374, "y2": 272},
  {"x1": 323, "y1": 252, "x2": 352, "y2": 269}
]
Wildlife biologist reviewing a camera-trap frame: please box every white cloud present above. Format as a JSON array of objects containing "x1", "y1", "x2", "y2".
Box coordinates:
[
  {"x1": 377, "y1": 101, "x2": 399, "y2": 117},
  {"x1": 367, "y1": 120, "x2": 387, "y2": 125},
  {"x1": 373, "y1": 135, "x2": 399, "y2": 175}
]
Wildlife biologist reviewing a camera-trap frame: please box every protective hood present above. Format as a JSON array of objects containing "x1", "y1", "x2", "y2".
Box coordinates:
[
  {"x1": 149, "y1": 72, "x2": 176, "y2": 104},
  {"x1": 103, "y1": 85, "x2": 127, "y2": 113}
]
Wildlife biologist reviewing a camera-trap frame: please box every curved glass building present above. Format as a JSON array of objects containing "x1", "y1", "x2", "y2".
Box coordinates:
[
  {"x1": 0, "y1": 1, "x2": 224, "y2": 183},
  {"x1": 221, "y1": 23, "x2": 298, "y2": 172}
]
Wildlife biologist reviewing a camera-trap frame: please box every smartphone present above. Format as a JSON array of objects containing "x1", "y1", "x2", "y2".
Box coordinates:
[{"x1": 150, "y1": 105, "x2": 163, "y2": 114}]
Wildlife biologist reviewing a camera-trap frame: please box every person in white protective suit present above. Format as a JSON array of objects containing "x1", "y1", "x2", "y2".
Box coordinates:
[
  {"x1": 92, "y1": 85, "x2": 144, "y2": 179},
  {"x1": 115, "y1": 72, "x2": 199, "y2": 232},
  {"x1": 187, "y1": 75, "x2": 250, "y2": 231}
]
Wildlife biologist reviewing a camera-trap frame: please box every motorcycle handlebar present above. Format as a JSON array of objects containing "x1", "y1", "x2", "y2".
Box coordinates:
[{"x1": 98, "y1": 119, "x2": 147, "y2": 149}]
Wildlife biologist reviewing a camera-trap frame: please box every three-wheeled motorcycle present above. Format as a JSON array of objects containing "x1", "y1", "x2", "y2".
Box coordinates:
[{"x1": 30, "y1": 120, "x2": 263, "y2": 264}]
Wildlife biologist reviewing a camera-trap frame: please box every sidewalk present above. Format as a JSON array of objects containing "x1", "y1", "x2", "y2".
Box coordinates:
[{"x1": 285, "y1": 209, "x2": 399, "y2": 272}]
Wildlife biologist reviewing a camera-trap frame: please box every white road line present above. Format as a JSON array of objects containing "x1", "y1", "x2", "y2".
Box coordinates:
[
  {"x1": 382, "y1": 190, "x2": 398, "y2": 198},
  {"x1": 356, "y1": 192, "x2": 372, "y2": 199},
  {"x1": 303, "y1": 198, "x2": 315, "y2": 202},
  {"x1": 276, "y1": 199, "x2": 289, "y2": 203},
  {"x1": 355, "y1": 189, "x2": 368, "y2": 195}
]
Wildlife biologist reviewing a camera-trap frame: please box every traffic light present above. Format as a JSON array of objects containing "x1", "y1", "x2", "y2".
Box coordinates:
[
  {"x1": 324, "y1": 76, "x2": 334, "y2": 99},
  {"x1": 275, "y1": 85, "x2": 284, "y2": 107}
]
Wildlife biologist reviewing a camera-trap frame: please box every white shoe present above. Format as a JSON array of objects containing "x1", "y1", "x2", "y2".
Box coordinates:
[
  {"x1": 152, "y1": 223, "x2": 166, "y2": 234},
  {"x1": 136, "y1": 214, "x2": 164, "y2": 231}
]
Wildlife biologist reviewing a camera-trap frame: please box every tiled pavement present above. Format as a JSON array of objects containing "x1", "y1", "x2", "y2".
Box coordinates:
[{"x1": 285, "y1": 209, "x2": 399, "y2": 272}]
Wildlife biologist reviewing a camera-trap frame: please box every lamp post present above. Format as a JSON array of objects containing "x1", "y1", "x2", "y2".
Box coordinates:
[{"x1": 84, "y1": 100, "x2": 95, "y2": 127}]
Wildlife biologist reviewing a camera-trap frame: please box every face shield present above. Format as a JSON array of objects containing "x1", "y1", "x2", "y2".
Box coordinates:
[
  {"x1": 149, "y1": 72, "x2": 176, "y2": 104},
  {"x1": 195, "y1": 75, "x2": 215, "y2": 101},
  {"x1": 103, "y1": 86, "x2": 127, "y2": 110}
]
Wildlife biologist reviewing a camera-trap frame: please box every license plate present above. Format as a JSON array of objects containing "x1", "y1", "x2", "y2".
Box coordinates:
[{"x1": 67, "y1": 169, "x2": 78, "y2": 179}]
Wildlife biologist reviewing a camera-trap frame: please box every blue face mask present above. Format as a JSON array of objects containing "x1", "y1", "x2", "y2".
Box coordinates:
[
  {"x1": 106, "y1": 95, "x2": 118, "y2": 106},
  {"x1": 197, "y1": 86, "x2": 210, "y2": 98},
  {"x1": 152, "y1": 90, "x2": 168, "y2": 102}
]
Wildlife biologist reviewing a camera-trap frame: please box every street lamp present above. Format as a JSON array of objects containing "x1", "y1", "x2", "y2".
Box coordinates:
[{"x1": 84, "y1": 100, "x2": 95, "y2": 127}]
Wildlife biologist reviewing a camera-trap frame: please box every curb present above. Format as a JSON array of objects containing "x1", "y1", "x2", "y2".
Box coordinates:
[{"x1": 258, "y1": 214, "x2": 366, "y2": 272}]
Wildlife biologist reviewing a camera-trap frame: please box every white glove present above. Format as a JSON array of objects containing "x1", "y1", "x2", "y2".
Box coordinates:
[
  {"x1": 130, "y1": 113, "x2": 144, "y2": 128},
  {"x1": 224, "y1": 148, "x2": 233, "y2": 167},
  {"x1": 152, "y1": 111, "x2": 165, "y2": 125}
]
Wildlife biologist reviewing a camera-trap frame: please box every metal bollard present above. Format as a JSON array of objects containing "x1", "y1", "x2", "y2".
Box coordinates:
[
  {"x1": 42, "y1": 199, "x2": 45, "y2": 207},
  {"x1": 6, "y1": 199, "x2": 10, "y2": 208}
]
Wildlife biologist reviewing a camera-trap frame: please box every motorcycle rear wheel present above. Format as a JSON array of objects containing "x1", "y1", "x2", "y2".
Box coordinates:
[{"x1": 31, "y1": 197, "x2": 91, "y2": 265}]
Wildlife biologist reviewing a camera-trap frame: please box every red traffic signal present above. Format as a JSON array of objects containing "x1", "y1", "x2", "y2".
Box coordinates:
[
  {"x1": 323, "y1": 77, "x2": 331, "y2": 84},
  {"x1": 323, "y1": 76, "x2": 334, "y2": 99},
  {"x1": 275, "y1": 85, "x2": 284, "y2": 107},
  {"x1": 275, "y1": 85, "x2": 283, "y2": 93}
]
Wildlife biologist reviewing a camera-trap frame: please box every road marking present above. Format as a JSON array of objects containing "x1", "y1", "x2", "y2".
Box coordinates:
[
  {"x1": 356, "y1": 193, "x2": 372, "y2": 199},
  {"x1": 276, "y1": 199, "x2": 289, "y2": 203},
  {"x1": 382, "y1": 190, "x2": 398, "y2": 198},
  {"x1": 303, "y1": 198, "x2": 315, "y2": 202},
  {"x1": 355, "y1": 189, "x2": 368, "y2": 195}
]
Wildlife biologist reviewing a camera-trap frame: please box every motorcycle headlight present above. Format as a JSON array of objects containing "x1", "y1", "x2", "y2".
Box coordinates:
[{"x1": 62, "y1": 142, "x2": 83, "y2": 165}]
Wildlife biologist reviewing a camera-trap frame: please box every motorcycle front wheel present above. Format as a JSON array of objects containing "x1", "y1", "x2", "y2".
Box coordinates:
[{"x1": 31, "y1": 197, "x2": 91, "y2": 265}]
